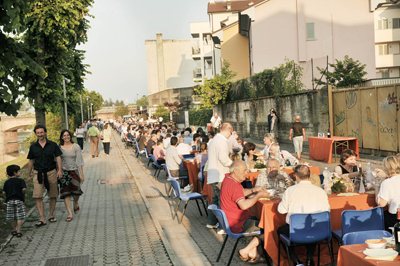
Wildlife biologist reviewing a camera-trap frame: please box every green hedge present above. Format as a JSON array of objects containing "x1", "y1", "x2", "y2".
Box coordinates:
[{"x1": 189, "y1": 109, "x2": 213, "y2": 127}]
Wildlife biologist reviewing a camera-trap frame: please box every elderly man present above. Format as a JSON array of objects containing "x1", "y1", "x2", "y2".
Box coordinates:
[
  {"x1": 183, "y1": 131, "x2": 192, "y2": 145},
  {"x1": 255, "y1": 159, "x2": 294, "y2": 189},
  {"x1": 206, "y1": 123, "x2": 233, "y2": 232},
  {"x1": 221, "y1": 160, "x2": 270, "y2": 263},
  {"x1": 269, "y1": 143, "x2": 299, "y2": 166},
  {"x1": 165, "y1": 137, "x2": 189, "y2": 187},
  {"x1": 227, "y1": 131, "x2": 242, "y2": 153},
  {"x1": 210, "y1": 112, "x2": 222, "y2": 134},
  {"x1": 261, "y1": 133, "x2": 277, "y2": 158},
  {"x1": 289, "y1": 116, "x2": 306, "y2": 160},
  {"x1": 277, "y1": 165, "x2": 330, "y2": 266},
  {"x1": 146, "y1": 134, "x2": 158, "y2": 155},
  {"x1": 176, "y1": 138, "x2": 192, "y2": 155}
]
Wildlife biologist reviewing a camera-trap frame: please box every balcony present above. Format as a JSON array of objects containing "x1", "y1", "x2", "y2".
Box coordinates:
[
  {"x1": 193, "y1": 67, "x2": 202, "y2": 81},
  {"x1": 375, "y1": 28, "x2": 400, "y2": 43},
  {"x1": 190, "y1": 21, "x2": 211, "y2": 38},
  {"x1": 376, "y1": 54, "x2": 400, "y2": 68},
  {"x1": 192, "y1": 46, "x2": 201, "y2": 57},
  {"x1": 204, "y1": 68, "x2": 213, "y2": 78}
]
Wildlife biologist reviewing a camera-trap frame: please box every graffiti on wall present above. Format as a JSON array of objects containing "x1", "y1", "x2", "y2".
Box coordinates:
[
  {"x1": 335, "y1": 110, "x2": 345, "y2": 126},
  {"x1": 346, "y1": 91, "x2": 357, "y2": 109}
]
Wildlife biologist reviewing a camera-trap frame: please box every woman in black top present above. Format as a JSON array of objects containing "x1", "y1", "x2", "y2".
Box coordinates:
[{"x1": 334, "y1": 149, "x2": 360, "y2": 178}]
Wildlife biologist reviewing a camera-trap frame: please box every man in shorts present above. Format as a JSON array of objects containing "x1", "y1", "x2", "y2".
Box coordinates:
[
  {"x1": 289, "y1": 116, "x2": 306, "y2": 160},
  {"x1": 220, "y1": 160, "x2": 270, "y2": 263},
  {"x1": 27, "y1": 124, "x2": 63, "y2": 227}
]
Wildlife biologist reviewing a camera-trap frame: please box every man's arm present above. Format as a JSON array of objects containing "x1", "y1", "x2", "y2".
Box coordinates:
[
  {"x1": 237, "y1": 190, "x2": 270, "y2": 210},
  {"x1": 302, "y1": 128, "x2": 306, "y2": 141},
  {"x1": 289, "y1": 129, "x2": 293, "y2": 140},
  {"x1": 27, "y1": 159, "x2": 34, "y2": 184}
]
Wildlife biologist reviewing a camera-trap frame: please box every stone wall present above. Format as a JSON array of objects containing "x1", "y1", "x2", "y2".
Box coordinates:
[{"x1": 214, "y1": 88, "x2": 329, "y2": 147}]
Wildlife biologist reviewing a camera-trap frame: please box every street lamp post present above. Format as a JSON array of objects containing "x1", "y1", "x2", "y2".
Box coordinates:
[
  {"x1": 80, "y1": 95, "x2": 83, "y2": 124},
  {"x1": 86, "y1": 96, "x2": 89, "y2": 120},
  {"x1": 90, "y1": 103, "x2": 93, "y2": 118}
]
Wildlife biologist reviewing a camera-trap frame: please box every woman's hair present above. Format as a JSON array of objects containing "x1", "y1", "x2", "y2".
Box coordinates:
[
  {"x1": 6, "y1": 164, "x2": 20, "y2": 177},
  {"x1": 200, "y1": 142, "x2": 207, "y2": 152},
  {"x1": 229, "y1": 151, "x2": 241, "y2": 161},
  {"x1": 104, "y1": 124, "x2": 108, "y2": 129},
  {"x1": 383, "y1": 156, "x2": 400, "y2": 177},
  {"x1": 193, "y1": 133, "x2": 200, "y2": 141},
  {"x1": 340, "y1": 149, "x2": 358, "y2": 165},
  {"x1": 59, "y1": 130, "x2": 74, "y2": 145},
  {"x1": 242, "y1": 142, "x2": 256, "y2": 156}
]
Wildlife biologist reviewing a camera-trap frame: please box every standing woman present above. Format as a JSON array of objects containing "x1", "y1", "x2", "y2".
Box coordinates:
[
  {"x1": 59, "y1": 130, "x2": 84, "y2": 222},
  {"x1": 102, "y1": 124, "x2": 111, "y2": 156}
]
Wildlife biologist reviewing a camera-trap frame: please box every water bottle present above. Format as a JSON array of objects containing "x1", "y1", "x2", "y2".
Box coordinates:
[
  {"x1": 323, "y1": 168, "x2": 331, "y2": 195},
  {"x1": 394, "y1": 208, "x2": 400, "y2": 252},
  {"x1": 366, "y1": 162, "x2": 373, "y2": 182},
  {"x1": 358, "y1": 165, "x2": 365, "y2": 193}
]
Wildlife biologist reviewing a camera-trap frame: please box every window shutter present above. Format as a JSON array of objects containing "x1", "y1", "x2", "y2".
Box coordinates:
[
  {"x1": 379, "y1": 45, "x2": 383, "y2": 55},
  {"x1": 393, "y1": 18, "x2": 400, "y2": 29},
  {"x1": 306, "y1": 23, "x2": 315, "y2": 40}
]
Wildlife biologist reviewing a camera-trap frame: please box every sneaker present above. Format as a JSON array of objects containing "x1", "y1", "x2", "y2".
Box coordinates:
[
  {"x1": 206, "y1": 223, "x2": 219, "y2": 229},
  {"x1": 217, "y1": 229, "x2": 226, "y2": 235}
]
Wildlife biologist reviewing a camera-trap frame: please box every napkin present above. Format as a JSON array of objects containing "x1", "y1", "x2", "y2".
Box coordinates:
[
  {"x1": 365, "y1": 255, "x2": 397, "y2": 261},
  {"x1": 366, "y1": 190, "x2": 375, "y2": 194},
  {"x1": 337, "y1": 193, "x2": 360, "y2": 196}
]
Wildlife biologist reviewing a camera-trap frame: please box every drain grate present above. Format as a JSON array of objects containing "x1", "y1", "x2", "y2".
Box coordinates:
[
  {"x1": 45, "y1": 255, "x2": 89, "y2": 266},
  {"x1": 146, "y1": 195, "x2": 163, "y2": 198}
]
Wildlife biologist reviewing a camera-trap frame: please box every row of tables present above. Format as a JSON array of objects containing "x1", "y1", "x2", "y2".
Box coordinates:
[{"x1": 182, "y1": 160, "x2": 398, "y2": 265}]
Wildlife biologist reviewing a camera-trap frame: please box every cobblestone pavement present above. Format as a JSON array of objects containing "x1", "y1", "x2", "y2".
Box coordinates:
[{"x1": 0, "y1": 139, "x2": 173, "y2": 266}]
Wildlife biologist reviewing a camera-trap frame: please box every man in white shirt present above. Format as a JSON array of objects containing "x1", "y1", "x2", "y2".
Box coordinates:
[
  {"x1": 206, "y1": 123, "x2": 233, "y2": 230},
  {"x1": 277, "y1": 165, "x2": 330, "y2": 266},
  {"x1": 210, "y1": 113, "x2": 222, "y2": 134},
  {"x1": 227, "y1": 131, "x2": 242, "y2": 153},
  {"x1": 176, "y1": 138, "x2": 192, "y2": 155},
  {"x1": 261, "y1": 133, "x2": 276, "y2": 158},
  {"x1": 165, "y1": 137, "x2": 189, "y2": 187},
  {"x1": 163, "y1": 133, "x2": 172, "y2": 150}
]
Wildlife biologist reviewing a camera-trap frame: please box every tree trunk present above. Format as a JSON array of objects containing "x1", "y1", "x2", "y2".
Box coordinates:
[{"x1": 35, "y1": 39, "x2": 46, "y2": 126}]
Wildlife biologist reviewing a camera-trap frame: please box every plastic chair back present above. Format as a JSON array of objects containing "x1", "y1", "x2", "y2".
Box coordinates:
[
  {"x1": 342, "y1": 230, "x2": 392, "y2": 245},
  {"x1": 170, "y1": 179, "x2": 182, "y2": 198},
  {"x1": 342, "y1": 207, "x2": 384, "y2": 236},
  {"x1": 208, "y1": 205, "x2": 236, "y2": 238},
  {"x1": 289, "y1": 211, "x2": 332, "y2": 244},
  {"x1": 182, "y1": 154, "x2": 195, "y2": 160}
]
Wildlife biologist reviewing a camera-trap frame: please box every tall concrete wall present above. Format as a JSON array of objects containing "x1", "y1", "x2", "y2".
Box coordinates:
[{"x1": 214, "y1": 88, "x2": 329, "y2": 147}]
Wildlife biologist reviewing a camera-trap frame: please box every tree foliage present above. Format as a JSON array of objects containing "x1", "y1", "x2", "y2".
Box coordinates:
[
  {"x1": 136, "y1": 96, "x2": 148, "y2": 106},
  {"x1": 163, "y1": 101, "x2": 181, "y2": 113},
  {"x1": 194, "y1": 60, "x2": 237, "y2": 109},
  {"x1": 114, "y1": 105, "x2": 129, "y2": 119},
  {"x1": 189, "y1": 108, "x2": 213, "y2": 127},
  {"x1": 20, "y1": 0, "x2": 94, "y2": 125},
  {"x1": 314, "y1": 55, "x2": 367, "y2": 87},
  {"x1": 153, "y1": 106, "x2": 170, "y2": 122},
  {"x1": 0, "y1": 0, "x2": 47, "y2": 116}
]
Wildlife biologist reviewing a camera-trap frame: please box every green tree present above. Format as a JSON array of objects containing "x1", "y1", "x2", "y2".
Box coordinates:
[
  {"x1": 0, "y1": 0, "x2": 47, "y2": 116},
  {"x1": 194, "y1": 61, "x2": 236, "y2": 109},
  {"x1": 136, "y1": 96, "x2": 148, "y2": 106},
  {"x1": 21, "y1": 0, "x2": 94, "y2": 126},
  {"x1": 114, "y1": 105, "x2": 129, "y2": 119},
  {"x1": 314, "y1": 55, "x2": 367, "y2": 87},
  {"x1": 154, "y1": 105, "x2": 170, "y2": 122}
]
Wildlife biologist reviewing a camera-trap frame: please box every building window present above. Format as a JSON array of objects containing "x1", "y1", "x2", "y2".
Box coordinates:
[
  {"x1": 379, "y1": 69, "x2": 389, "y2": 78},
  {"x1": 393, "y1": 18, "x2": 400, "y2": 29},
  {"x1": 306, "y1": 22, "x2": 315, "y2": 41},
  {"x1": 378, "y1": 44, "x2": 388, "y2": 55},
  {"x1": 378, "y1": 19, "x2": 388, "y2": 30}
]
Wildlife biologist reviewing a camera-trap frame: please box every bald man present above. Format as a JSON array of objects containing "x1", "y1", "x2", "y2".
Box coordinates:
[
  {"x1": 210, "y1": 112, "x2": 222, "y2": 134},
  {"x1": 289, "y1": 116, "x2": 306, "y2": 160}
]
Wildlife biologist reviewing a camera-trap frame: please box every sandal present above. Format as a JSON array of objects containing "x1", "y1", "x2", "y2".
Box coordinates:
[
  {"x1": 65, "y1": 216, "x2": 73, "y2": 222},
  {"x1": 248, "y1": 254, "x2": 267, "y2": 264},
  {"x1": 35, "y1": 221, "x2": 47, "y2": 227},
  {"x1": 74, "y1": 204, "x2": 80, "y2": 214},
  {"x1": 48, "y1": 217, "x2": 57, "y2": 223},
  {"x1": 238, "y1": 250, "x2": 250, "y2": 262},
  {"x1": 11, "y1": 231, "x2": 17, "y2": 236},
  {"x1": 17, "y1": 232, "x2": 23, "y2": 238}
]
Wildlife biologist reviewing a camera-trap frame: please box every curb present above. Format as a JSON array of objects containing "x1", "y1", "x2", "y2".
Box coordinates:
[{"x1": 113, "y1": 133, "x2": 182, "y2": 266}]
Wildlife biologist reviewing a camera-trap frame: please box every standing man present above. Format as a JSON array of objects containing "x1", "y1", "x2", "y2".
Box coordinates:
[
  {"x1": 210, "y1": 112, "x2": 222, "y2": 134},
  {"x1": 277, "y1": 165, "x2": 330, "y2": 266},
  {"x1": 87, "y1": 120, "x2": 101, "y2": 158},
  {"x1": 27, "y1": 124, "x2": 63, "y2": 227},
  {"x1": 289, "y1": 116, "x2": 306, "y2": 160},
  {"x1": 206, "y1": 123, "x2": 233, "y2": 232}
]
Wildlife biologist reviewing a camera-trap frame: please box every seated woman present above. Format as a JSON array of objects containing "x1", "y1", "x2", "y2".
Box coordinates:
[
  {"x1": 269, "y1": 143, "x2": 299, "y2": 166},
  {"x1": 153, "y1": 140, "x2": 166, "y2": 165},
  {"x1": 242, "y1": 142, "x2": 257, "y2": 169},
  {"x1": 191, "y1": 133, "x2": 201, "y2": 151},
  {"x1": 196, "y1": 143, "x2": 208, "y2": 179},
  {"x1": 334, "y1": 149, "x2": 360, "y2": 178},
  {"x1": 374, "y1": 156, "x2": 400, "y2": 231}
]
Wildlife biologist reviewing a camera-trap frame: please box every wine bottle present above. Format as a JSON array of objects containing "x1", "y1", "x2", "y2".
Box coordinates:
[
  {"x1": 395, "y1": 208, "x2": 400, "y2": 252},
  {"x1": 327, "y1": 128, "x2": 331, "y2": 138}
]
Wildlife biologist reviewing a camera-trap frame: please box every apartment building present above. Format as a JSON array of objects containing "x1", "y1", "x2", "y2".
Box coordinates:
[
  {"x1": 374, "y1": 2, "x2": 400, "y2": 78},
  {"x1": 145, "y1": 34, "x2": 197, "y2": 115}
]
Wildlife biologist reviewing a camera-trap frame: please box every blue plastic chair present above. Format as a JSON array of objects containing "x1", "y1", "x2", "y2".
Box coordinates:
[
  {"x1": 342, "y1": 230, "x2": 392, "y2": 245},
  {"x1": 182, "y1": 154, "x2": 195, "y2": 160},
  {"x1": 278, "y1": 211, "x2": 334, "y2": 266},
  {"x1": 144, "y1": 148, "x2": 153, "y2": 168},
  {"x1": 163, "y1": 164, "x2": 188, "y2": 197},
  {"x1": 332, "y1": 206, "x2": 384, "y2": 245},
  {"x1": 208, "y1": 205, "x2": 269, "y2": 266},
  {"x1": 169, "y1": 179, "x2": 207, "y2": 224},
  {"x1": 150, "y1": 154, "x2": 163, "y2": 179},
  {"x1": 135, "y1": 143, "x2": 145, "y2": 158}
]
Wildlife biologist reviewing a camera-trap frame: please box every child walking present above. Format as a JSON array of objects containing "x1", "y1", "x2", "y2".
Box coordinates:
[{"x1": 2, "y1": 165, "x2": 27, "y2": 237}]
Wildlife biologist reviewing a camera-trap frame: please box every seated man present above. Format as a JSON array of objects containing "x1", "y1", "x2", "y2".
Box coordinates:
[
  {"x1": 269, "y1": 143, "x2": 299, "y2": 166},
  {"x1": 153, "y1": 140, "x2": 166, "y2": 165},
  {"x1": 176, "y1": 137, "x2": 192, "y2": 155},
  {"x1": 255, "y1": 159, "x2": 295, "y2": 189},
  {"x1": 183, "y1": 131, "x2": 192, "y2": 145},
  {"x1": 221, "y1": 160, "x2": 270, "y2": 263},
  {"x1": 146, "y1": 133, "x2": 158, "y2": 155},
  {"x1": 165, "y1": 137, "x2": 189, "y2": 187},
  {"x1": 277, "y1": 165, "x2": 330, "y2": 266}
]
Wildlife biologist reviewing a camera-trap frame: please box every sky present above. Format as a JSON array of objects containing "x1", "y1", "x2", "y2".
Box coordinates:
[{"x1": 78, "y1": 0, "x2": 210, "y2": 104}]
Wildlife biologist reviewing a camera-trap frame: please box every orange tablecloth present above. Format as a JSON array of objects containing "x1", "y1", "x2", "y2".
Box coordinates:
[
  {"x1": 183, "y1": 160, "x2": 200, "y2": 193},
  {"x1": 337, "y1": 243, "x2": 399, "y2": 266},
  {"x1": 246, "y1": 167, "x2": 321, "y2": 187},
  {"x1": 255, "y1": 193, "x2": 376, "y2": 265},
  {"x1": 308, "y1": 136, "x2": 359, "y2": 163}
]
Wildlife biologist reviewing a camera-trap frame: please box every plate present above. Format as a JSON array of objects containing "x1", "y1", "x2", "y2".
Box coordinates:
[
  {"x1": 363, "y1": 248, "x2": 398, "y2": 257},
  {"x1": 256, "y1": 168, "x2": 267, "y2": 172}
]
